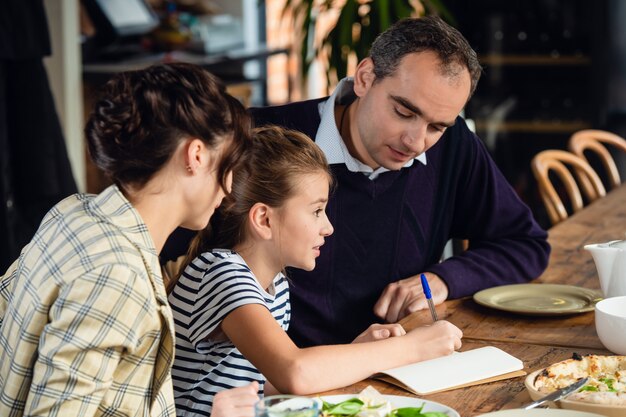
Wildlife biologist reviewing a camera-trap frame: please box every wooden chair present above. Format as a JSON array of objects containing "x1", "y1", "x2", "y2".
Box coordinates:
[
  {"x1": 531, "y1": 150, "x2": 606, "y2": 225},
  {"x1": 568, "y1": 129, "x2": 626, "y2": 190}
]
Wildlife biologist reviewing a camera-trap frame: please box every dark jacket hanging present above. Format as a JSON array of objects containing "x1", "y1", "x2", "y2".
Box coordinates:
[{"x1": 0, "y1": 0, "x2": 77, "y2": 272}]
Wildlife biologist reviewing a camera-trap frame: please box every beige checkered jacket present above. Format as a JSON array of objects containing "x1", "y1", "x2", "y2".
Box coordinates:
[{"x1": 0, "y1": 185, "x2": 176, "y2": 417}]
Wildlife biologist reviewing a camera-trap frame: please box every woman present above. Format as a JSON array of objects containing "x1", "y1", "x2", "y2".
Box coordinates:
[{"x1": 0, "y1": 63, "x2": 256, "y2": 417}]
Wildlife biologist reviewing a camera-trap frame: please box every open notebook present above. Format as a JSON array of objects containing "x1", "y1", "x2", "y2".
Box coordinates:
[{"x1": 373, "y1": 346, "x2": 526, "y2": 395}]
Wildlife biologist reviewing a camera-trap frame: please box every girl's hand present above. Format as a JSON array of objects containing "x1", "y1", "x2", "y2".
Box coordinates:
[
  {"x1": 351, "y1": 323, "x2": 406, "y2": 343},
  {"x1": 211, "y1": 381, "x2": 259, "y2": 417},
  {"x1": 406, "y1": 320, "x2": 462, "y2": 361}
]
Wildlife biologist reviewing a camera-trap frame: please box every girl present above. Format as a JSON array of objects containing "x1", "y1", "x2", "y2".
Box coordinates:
[
  {"x1": 0, "y1": 63, "x2": 257, "y2": 417},
  {"x1": 168, "y1": 126, "x2": 463, "y2": 416}
]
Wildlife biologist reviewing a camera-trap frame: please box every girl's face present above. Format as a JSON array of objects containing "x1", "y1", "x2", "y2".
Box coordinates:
[{"x1": 274, "y1": 172, "x2": 334, "y2": 271}]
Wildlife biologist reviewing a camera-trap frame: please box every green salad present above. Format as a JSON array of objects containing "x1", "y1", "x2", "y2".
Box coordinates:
[{"x1": 320, "y1": 397, "x2": 449, "y2": 417}]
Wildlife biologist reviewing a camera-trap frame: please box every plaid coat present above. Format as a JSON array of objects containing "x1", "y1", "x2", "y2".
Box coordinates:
[{"x1": 0, "y1": 185, "x2": 176, "y2": 417}]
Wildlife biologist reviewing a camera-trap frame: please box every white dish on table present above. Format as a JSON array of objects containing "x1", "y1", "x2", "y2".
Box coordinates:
[
  {"x1": 595, "y1": 296, "x2": 626, "y2": 355},
  {"x1": 477, "y1": 409, "x2": 604, "y2": 416},
  {"x1": 318, "y1": 394, "x2": 460, "y2": 417}
]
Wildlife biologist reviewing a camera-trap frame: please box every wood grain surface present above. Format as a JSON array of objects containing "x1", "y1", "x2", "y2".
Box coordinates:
[
  {"x1": 317, "y1": 340, "x2": 610, "y2": 417},
  {"x1": 316, "y1": 184, "x2": 626, "y2": 415}
]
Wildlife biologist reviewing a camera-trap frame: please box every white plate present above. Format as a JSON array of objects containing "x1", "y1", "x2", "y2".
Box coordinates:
[
  {"x1": 477, "y1": 409, "x2": 604, "y2": 417},
  {"x1": 319, "y1": 394, "x2": 460, "y2": 417}
]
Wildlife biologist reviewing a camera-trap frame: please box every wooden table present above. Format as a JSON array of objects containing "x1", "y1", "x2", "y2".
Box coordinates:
[{"x1": 320, "y1": 184, "x2": 626, "y2": 416}]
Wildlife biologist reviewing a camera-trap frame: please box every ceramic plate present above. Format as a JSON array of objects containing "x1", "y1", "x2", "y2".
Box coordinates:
[
  {"x1": 319, "y1": 394, "x2": 460, "y2": 417},
  {"x1": 473, "y1": 284, "x2": 602, "y2": 316},
  {"x1": 477, "y1": 409, "x2": 604, "y2": 417}
]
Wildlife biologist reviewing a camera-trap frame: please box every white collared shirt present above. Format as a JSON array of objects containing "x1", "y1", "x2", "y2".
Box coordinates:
[{"x1": 315, "y1": 77, "x2": 427, "y2": 180}]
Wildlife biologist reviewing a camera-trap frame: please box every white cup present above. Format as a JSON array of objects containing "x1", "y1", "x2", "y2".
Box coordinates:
[
  {"x1": 595, "y1": 296, "x2": 626, "y2": 355},
  {"x1": 254, "y1": 395, "x2": 319, "y2": 417}
]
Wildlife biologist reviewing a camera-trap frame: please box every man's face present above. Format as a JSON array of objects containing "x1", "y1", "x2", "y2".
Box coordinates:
[{"x1": 352, "y1": 51, "x2": 472, "y2": 170}]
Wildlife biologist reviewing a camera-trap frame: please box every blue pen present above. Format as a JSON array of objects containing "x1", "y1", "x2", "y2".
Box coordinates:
[{"x1": 420, "y1": 273, "x2": 438, "y2": 322}]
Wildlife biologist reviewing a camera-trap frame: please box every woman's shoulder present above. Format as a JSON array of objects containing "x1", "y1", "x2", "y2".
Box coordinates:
[
  {"x1": 20, "y1": 193, "x2": 153, "y2": 281},
  {"x1": 37, "y1": 192, "x2": 90, "y2": 226}
]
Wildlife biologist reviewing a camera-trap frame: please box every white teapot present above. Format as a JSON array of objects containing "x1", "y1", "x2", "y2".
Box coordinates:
[{"x1": 584, "y1": 240, "x2": 626, "y2": 298}]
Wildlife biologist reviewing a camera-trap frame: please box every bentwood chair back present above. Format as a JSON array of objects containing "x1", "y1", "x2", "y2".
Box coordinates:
[
  {"x1": 531, "y1": 150, "x2": 606, "y2": 225},
  {"x1": 568, "y1": 129, "x2": 626, "y2": 190}
]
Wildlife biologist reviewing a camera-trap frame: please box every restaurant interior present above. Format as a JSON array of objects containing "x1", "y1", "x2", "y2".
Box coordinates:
[
  {"x1": 40, "y1": 0, "x2": 626, "y2": 229},
  {"x1": 1, "y1": 0, "x2": 626, "y2": 416}
]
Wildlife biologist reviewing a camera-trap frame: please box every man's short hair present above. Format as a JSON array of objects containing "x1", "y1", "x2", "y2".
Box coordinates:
[{"x1": 369, "y1": 16, "x2": 482, "y2": 98}]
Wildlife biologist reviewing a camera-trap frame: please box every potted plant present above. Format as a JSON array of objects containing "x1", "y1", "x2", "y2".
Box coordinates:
[{"x1": 282, "y1": 0, "x2": 454, "y2": 90}]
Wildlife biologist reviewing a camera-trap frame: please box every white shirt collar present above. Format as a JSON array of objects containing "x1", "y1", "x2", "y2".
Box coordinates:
[{"x1": 315, "y1": 77, "x2": 426, "y2": 180}]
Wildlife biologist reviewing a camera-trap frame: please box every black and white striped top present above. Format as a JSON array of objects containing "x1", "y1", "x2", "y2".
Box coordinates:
[{"x1": 168, "y1": 249, "x2": 290, "y2": 416}]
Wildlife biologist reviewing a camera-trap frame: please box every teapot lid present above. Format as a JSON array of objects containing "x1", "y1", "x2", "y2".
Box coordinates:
[{"x1": 607, "y1": 240, "x2": 626, "y2": 249}]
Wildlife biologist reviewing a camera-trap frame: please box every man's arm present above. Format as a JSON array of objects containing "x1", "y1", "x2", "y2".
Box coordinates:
[
  {"x1": 429, "y1": 126, "x2": 550, "y2": 299},
  {"x1": 375, "y1": 122, "x2": 550, "y2": 322}
]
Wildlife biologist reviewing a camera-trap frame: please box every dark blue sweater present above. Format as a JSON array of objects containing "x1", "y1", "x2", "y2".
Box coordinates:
[
  {"x1": 249, "y1": 98, "x2": 550, "y2": 347},
  {"x1": 161, "y1": 98, "x2": 551, "y2": 346}
]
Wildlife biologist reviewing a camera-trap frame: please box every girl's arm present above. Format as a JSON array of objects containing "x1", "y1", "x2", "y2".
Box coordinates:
[{"x1": 221, "y1": 304, "x2": 462, "y2": 395}]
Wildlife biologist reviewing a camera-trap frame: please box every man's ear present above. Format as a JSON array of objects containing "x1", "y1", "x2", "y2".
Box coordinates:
[
  {"x1": 354, "y1": 57, "x2": 376, "y2": 97},
  {"x1": 248, "y1": 202, "x2": 273, "y2": 240}
]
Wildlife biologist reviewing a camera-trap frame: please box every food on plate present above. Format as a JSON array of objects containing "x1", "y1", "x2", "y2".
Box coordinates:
[
  {"x1": 533, "y1": 354, "x2": 626, "y2": 406},
  {"x1": 320, "y1": 386, "x2": 448, "y2": 416}
]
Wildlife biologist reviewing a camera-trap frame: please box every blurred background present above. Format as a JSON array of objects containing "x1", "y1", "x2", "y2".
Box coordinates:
[{"x1": 2, "y1": 0, "x2": 625, "y2": 270}]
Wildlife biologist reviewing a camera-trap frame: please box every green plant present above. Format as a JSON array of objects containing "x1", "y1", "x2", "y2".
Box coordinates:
[{"x1": 283, "y1": 0, "x2": 455, "y2": 89}]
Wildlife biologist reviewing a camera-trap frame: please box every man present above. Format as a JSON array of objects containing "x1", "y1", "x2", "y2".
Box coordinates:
[{"x1": 163, "y1": 16, "x2": 550, "y2": 347}]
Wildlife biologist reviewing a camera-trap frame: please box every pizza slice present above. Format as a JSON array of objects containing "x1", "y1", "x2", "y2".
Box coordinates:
[{"x1": 533, "y1": 354, "x2": 626, "y2": 406}]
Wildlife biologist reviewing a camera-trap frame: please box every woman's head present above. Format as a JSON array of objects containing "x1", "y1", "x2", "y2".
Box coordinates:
[{"x1": 85, "y1": 63, "x2": 250, "y2": 194}]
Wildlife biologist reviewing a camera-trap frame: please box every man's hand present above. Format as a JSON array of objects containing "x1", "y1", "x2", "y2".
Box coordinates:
[
  {"x1": 373, "y1": 272, "x2": 449, "y2": 323},
  {"x1": 351, "y1": 323, "x2": 406, "y2": 344}
]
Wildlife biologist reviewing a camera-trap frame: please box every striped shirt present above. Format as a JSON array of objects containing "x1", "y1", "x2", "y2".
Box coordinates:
[
  {"x1": 169, "y1": 249, "x2": 290, "y2": 416},
  {"x1": 0, "y1": 185, "x2": 176, "y2": 417}
]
